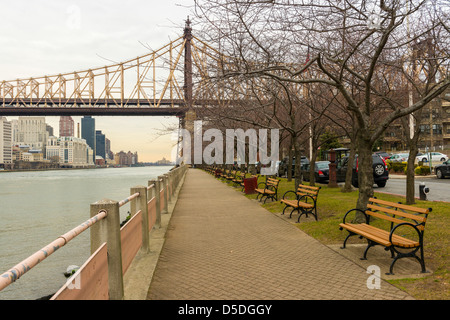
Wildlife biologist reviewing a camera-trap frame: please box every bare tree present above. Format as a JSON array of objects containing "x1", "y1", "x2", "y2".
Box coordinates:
[{"x1": 193, "y1": 0, "x2": 450, "y2": 219}]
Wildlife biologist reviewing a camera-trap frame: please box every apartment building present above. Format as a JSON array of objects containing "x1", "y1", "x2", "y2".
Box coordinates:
[
  {"x1": 0, "y1": 117, "x2": 12, "y2": 168},
  {"x1": 46, "y1": 136, "x2": 94, "y2": 167}
]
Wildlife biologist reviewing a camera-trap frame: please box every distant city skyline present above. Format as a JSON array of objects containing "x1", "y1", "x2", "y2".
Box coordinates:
[
  {"x1": 3, "y1": 115, "x2": 179, "y2": 162},
  {"x1": 0, "y1": 1, "x2": 192, "y2": 162}
]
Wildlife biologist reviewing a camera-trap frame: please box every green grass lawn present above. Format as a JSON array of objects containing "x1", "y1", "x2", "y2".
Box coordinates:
[{"x1": 217, "y1": 173, "x2": 449, "y2": 300}]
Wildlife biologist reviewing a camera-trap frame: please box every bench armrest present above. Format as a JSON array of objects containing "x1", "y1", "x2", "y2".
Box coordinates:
[
  {"x1": 389, "y1": 222, "x2": 423, "y2": 245},
  {"x1": 298, "y1": 194, "x2": 316, "y2": 205},
  {"x1": 257, "y1": 182, "x2": 267, "y2": 190},
  {"x1": 282, "y1": 190, "x2": 298, "y2": 200},
  {"x1": 341, "y1": 208, "x2": 369, "y2": 225}
]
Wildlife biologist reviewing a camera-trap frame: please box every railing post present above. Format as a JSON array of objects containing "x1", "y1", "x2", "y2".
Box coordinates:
[
  {"x1": 131, "y1": 186, "x2": 149, "y2": 253},
  {"x1": 158, "y1": 175, "x2": 168, "y2": 214},
  {"x1": 90, "y1": 199, "x2": 124, "y2": 300},
  {"x1": 164, "y1": 173, "x2": 171, "y2": 203},
  {"x1": 149, "y1": 179, "x2": 161, "y2": 229}
]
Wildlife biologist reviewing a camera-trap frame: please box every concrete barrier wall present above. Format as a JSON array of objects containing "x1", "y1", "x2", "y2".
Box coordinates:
[
  {"x1": 51, "y1": 243, "x2": 109, "y2": 300},
  {"x1": 52, "y1": 164, "x2": 187, "y2": 300},
  {"x1": 121, "y1": 210, "x2": 143, "y2": 274}
]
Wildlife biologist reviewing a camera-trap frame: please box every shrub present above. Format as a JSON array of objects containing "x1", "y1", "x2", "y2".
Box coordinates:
[
  {"x1": 391, "y1": 162, "x2": 407, "y2": 173},
  {"x1": 415, "y1": 166, "x2": 431, "y2": 175}
]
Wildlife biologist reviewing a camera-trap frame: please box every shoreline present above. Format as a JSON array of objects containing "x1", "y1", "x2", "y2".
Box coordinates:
[{"x1": 0, "y1": 164, "x2": 173, "y2": 174}]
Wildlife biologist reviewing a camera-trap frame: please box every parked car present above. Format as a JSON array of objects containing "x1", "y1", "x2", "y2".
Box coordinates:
[
  {"x1": 301, "y1": 161, "x2": 331, "y2": 183},
  {"x1": 336, "y1": 154, "x2": 389, "y2": 188},
  {"x1": 389, "y1": 153, "x2": 409, "y2": 163},
  {"x1": 435, "y1": 160, "x2": 450, "y2": 179},
  {"x1": 374, "y1": 151, "x2": 391, "y2": 160},
  {"x1": 278, "y1": 156, "x2": 309, "y2": 177},
  {"x1": 416, "y1": 152, "x2": 448, "y2": 163}
]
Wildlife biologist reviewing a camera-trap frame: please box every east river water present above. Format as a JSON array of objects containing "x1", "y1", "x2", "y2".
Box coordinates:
[{"x1": 0, "y1": 166, "x2": 173, "y2": 300}]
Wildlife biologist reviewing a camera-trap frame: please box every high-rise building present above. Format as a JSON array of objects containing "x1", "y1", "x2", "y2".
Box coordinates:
[
  {"x1": 0, "y1": 117, "x2": 12, "y2": 167},
  {"x1": 105, "y1": 137, "x2": 113, "y2": 160},
  {"x1": 59, "y1": 116, "x2": 74, "y2": 137},
  {"x1": 96, "y1": 130, "x2": 106, "y2": 160},
  {"x1": 15, "y1": 117, "x2": 48, "y2": 150},
  {"x1": 81, "y1": 116, "x2": 95, "y2": 163}
]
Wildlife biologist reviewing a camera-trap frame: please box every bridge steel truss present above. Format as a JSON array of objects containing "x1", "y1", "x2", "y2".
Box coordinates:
[{"x1": 0, "y1": 20, "x2": 252, "y2": 117}]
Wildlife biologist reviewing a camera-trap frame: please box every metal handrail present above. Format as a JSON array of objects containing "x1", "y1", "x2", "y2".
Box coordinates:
[
  {"x1": 0, "y1": 210, "x2": 107, "y2": 292},
  {"x1": 118, "y1": 192, "x2": 140, "y2": 207}
]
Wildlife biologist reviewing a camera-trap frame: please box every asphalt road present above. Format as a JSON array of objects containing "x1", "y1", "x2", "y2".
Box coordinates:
[{"x1": 376, "y1": 175, "x2": 450, "y2": 203}]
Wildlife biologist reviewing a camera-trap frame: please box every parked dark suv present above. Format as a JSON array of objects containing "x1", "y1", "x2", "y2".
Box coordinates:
[
  {"x1": 336, "y1": 154, "x2": 389, "y2": 188},
  {"x1": 435, "y1": 160, "x2": 450, "y2": 179}
]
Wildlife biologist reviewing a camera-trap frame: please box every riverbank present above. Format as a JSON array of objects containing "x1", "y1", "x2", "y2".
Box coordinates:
[{"x1": 0, "y1": 164, "x2": 173, "y2": 174}]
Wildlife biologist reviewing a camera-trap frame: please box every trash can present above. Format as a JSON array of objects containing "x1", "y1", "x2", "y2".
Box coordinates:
[{"x1": 244, "y1": 177, "x2": 257, "y2": 194}]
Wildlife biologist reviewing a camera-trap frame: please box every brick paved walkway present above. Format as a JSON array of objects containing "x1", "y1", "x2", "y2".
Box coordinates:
[{"x1": 146, "y1": 169, "x2": 413, "y2": 300}]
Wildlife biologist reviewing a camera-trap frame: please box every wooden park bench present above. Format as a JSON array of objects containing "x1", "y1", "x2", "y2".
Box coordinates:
[
  {"x1": 255, "y1": 177, "x2": 280, "y2": 203},
  {"x1": 226, "y1": 170, "x2": 237, "y2": 182},
  {"x1": 219, "y1": 169, "x2": 229, "y2": 179},
  {"x1": 339, "y1": 197, "x2": 432, "y2": 275},
  {"x1": 232, "y1": 172, "x2": 246, "y2": 187},
  {"x1": 280, "y1": 184, "x2": 321, "y2": 222}
]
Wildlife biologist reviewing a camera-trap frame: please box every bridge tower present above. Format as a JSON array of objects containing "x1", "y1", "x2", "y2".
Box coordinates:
[
  {"x1": 176, "y1": 17, "x2": 197, "y2": 164},
  {"x1": 182, "y1": 17, "x2": 196, "y2": 132}
]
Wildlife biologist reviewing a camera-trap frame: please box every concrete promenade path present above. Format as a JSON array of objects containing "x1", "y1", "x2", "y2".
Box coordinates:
[{"x1": 146, "y1": 169, "x2": 414, "y2": 300}]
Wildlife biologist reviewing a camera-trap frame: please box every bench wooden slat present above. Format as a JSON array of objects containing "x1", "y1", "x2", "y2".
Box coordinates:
[
  {"x1": 281, "y1": 199, "x2": 314, "y2": 209},
  {"x1": 366, "y1": 209, "x2": 425, "y2": 232},
  {"x1": 255, "y1": 189, "x2": 275, "y2": 194},
  {"x1": 339, "y1": 223, "x2": 392, "y2": 247},
  {"x1": 367, "y1": 204, "x2": 427, "y2": 223},
  {"x1": 339, "y1": 223, "x2": 420, "y2": 248},
  {"x1": 370, "y1": 198, "x2": 430, "y2": 215},
  {"x1": 297, "y1": 185, "x2": 320, "y2": 191}
]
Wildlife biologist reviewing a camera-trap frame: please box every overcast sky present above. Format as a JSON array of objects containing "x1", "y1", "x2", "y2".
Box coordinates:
[{"x1": 0, "y1": 0, "x2": 194, "y2": 162}]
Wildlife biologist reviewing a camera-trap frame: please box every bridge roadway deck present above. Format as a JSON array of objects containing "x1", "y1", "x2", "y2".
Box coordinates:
[{"x1": 146, "y1": 169, "x2": 414, "y2": 300}]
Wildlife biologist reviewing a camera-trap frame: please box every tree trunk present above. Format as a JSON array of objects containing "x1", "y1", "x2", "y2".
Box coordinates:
[
  {"x1": 355, "y1": 131, "x2": 374, "y2": 223},
  {"x1": 294, "y1": 139, "x2": 303, "y2": 188},
  {"x1": 309, "y1": 148, "x2": 318, "y2": 186},
  {"x1": 287, "y1": 147, "x2": 293, "y2": 181},
  {"x1": 406, "y1": 139, "x2": 420, "y2": 204},
  {"x1": 342, "y1": 143, "x2": 356, "y2": 193}
]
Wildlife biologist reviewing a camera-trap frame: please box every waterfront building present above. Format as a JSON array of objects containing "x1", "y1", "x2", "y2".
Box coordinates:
[
  {"x1": 15, "y1": 117, "x2": 48, "y2": 151},
  {"x1": 87, "y1": 146, "x2": 94, "y2": 166},
  {"x1": 95, "y1": 130, "x2": 106, "y2": 160},
  {"x1": 0, "y1": 117, "x2": 12, "y2": 168},
  {"x1": 59, "y1": 116, "x2": 74, "y2": 137},
  {"x1": 95, "y1": 155, "x2": 105, "y2": 166},
  {"x1": 114, "y1": 150, "x2": 138, "y2": 166},
  {"x1": 156, "y1": 157, "x2": 172, "y2": 165},
  {"x1": 46, "y1": 136, "x2": 60, "y2": 163},
  {"x1": 45, "y1": 136, "x2": 92, "y2": 167},
  {"x1": 22, "y1": 150, "x2": 44, "y2": 162},
  {"x1": 81, "y1": 116, "x2": 96, "y2": 163}
]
